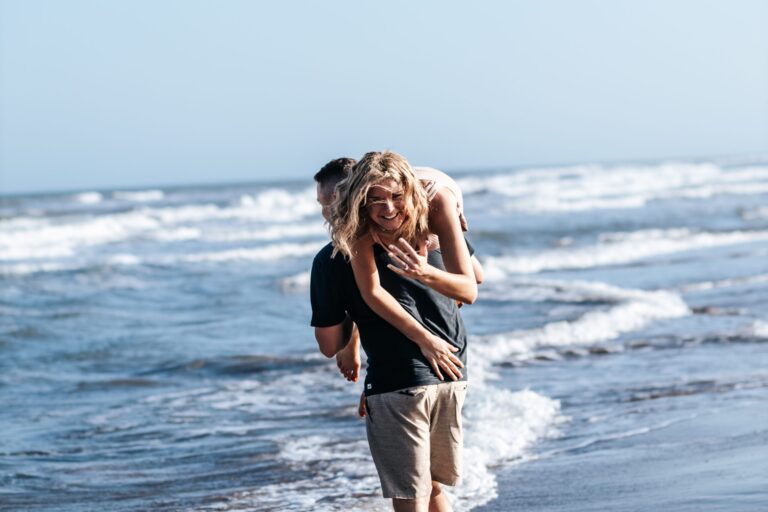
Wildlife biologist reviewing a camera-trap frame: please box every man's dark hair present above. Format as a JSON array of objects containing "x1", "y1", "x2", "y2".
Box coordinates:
[{"x1": 314, "y1": 157, "x2": 356, "y2": 190}]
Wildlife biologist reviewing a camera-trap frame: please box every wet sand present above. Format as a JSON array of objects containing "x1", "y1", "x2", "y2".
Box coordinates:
[{"x1": 476, "y1": 362, "x2": 768, "y2": 511}]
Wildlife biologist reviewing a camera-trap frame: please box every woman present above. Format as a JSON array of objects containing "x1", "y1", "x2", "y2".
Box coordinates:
[{"x1": 330, "y1": 150, "x2": 480, "y2": 383}]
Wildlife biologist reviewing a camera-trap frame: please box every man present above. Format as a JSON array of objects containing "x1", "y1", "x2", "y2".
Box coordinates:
[
  {"x1": 311, "y1": 159, "x2": 471, "y2": 512},
  {"x1": 314, "y1": 158, "x2": 363, "y2": 384}
]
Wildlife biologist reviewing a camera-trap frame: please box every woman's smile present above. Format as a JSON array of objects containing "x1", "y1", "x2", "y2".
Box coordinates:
[{"x1": 367, "y1": 180, "x2": 407, "y2": 231}]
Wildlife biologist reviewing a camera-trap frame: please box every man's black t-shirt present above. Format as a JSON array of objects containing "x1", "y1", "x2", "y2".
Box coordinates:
[{"x1": 310, "y1": 242, "x2": 468, "y2": 396}]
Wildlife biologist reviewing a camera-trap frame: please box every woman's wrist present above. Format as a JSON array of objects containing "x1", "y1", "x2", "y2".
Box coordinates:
[{"x1": 416, "y1": 264, "x2": 436, "y2": 284}]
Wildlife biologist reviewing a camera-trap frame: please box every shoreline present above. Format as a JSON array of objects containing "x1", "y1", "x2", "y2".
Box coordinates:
[{"x1": 475, "y1": 385, "x2": 768, "y2": 511}]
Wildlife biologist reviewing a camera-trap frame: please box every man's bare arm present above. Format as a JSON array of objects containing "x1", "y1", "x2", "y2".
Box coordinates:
[{"x1": 315, "y1": 314, "x2": 355, "y2": 358}]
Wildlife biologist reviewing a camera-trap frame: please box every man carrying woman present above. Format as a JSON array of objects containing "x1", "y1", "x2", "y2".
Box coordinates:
[{"x1": 310, "y1": 151, "x2": 480, "y2": 512}]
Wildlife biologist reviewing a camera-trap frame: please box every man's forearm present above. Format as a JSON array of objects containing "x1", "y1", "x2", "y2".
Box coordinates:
[{"x1": 315, "y1": 314, "x2": 356, "y2": 357}]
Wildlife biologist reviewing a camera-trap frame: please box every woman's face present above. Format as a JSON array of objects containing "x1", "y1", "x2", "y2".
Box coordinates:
[{"x1": 365, "y1": 178, "x2": 407, "y2": 232}]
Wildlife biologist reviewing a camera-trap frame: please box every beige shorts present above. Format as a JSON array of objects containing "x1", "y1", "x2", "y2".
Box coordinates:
[{"x1": 365, "y1": 381, "x2": 468, "y2": 499}]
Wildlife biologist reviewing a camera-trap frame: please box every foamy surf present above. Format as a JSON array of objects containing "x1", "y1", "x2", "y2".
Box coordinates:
[
  {"x1": 198, "y1": 372, "x2": 562, "y2": 512},
  {"x1": 676, "y1": 273, "x2": 768, "y2": 293},
  {"x1": 5, "y1": 159, "x2": 768, "y2": 511},
  {"x1": 474, "y1": 279, "x2": 690, "y2": 362},
  {"x1": 112, "y1": 189, "x2": 165, "y2": 202},
  {"x1": 179, "y1": 242, "x2": 325, "y2": 264},
  {"x1": 457, "y1": 162, "x2": 768, "y2": 212},
  {"x1": 742, "y1": 206, "x2": 768, "y2": 220},
  {"x1": 483, "y1": 228, "x2": 768, "y2": 276},
  {"x1": 206, "y1": 223, "x2": 327, "y2": 242},
  {"x1": 749, "y1": 320, "x2": 768, "y2": 339},
  {"x1": 171, "y1": 327, "x2": 564, "y2": 512},
  {"x1": 73, "y1": 191, "x2": 104, "y2": 204},
  {"x1": 447, "y1": 386, "x2": 562, "y2": 510},
  {"x1": 0, "y1": 186, "x2": 325, "y2": 269},
  {"x1": 0, "y1": 241, "x2": 326, "y2": 276},
  {"x1": 279, "y1": 271, "x2": 311, "y2": 292}
]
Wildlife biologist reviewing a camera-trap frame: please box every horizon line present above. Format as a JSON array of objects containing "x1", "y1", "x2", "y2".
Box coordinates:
[{"x1": 2, "y1": 150, "x2": 767, "y2": 199}]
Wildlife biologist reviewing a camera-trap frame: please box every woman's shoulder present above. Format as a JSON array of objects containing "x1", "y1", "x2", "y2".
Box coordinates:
[
  {"x1": 351, "y1": 232, "x2": 375, "y2": 252},
  {"x1": 414, "y1": 167, "x2": 461, "y2": 204},
  {"x1": 413, "y1": 166, "x2": 449, "y2": 181}
]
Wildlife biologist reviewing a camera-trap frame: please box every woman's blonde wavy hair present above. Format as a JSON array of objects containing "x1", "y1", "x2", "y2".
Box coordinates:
[{"x1": 330, "y1": 151, "x2": 430, "y2": 259}]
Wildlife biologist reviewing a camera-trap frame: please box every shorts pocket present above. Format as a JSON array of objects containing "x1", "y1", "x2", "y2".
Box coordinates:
[{"x1": 396, "y1": 386, "x2": 429, "y2": 398}]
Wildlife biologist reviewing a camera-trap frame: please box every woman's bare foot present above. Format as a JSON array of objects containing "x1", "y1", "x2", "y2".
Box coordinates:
[{"x1": 336, "y1": 338, "x2": 361, "y2": 382}]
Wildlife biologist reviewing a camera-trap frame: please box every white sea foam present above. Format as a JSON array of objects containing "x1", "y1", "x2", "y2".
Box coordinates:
[
  {"x1": 175, "y1": 320, "x2": 565, "y2": 512},
  {"x1": 150, "y1": 227, "x2": 202, "y2": 241},
  {"x1": 742, "y1": 206, "x2": 768, "y2": 220},
  {"x1": 750, "y1": 321, "x2": 768, "y2": 339},
  {"x1": 206, "y1": 223, "x2": 327, "y2": 242},
  {"x1": 445, "y1": 279, "x2": 690, "y2": 506},
  {"x1": 0, "y1": 241, "x2": 324, "y2": 276},
  {"x1": 227, "y1": 435, "x2": 386, "y2": 512},
  {"x1": 113, "y1": 189, "x2": 165, "y2": 202},
  {"x1": 448, "y1": 386, "x2": 562, "y2": 510},
  {"x1": 0, "y1": 212, "x2": 161, "y2": 261},
  {"x1": 481, "y1": 276, "x2": 643, "y2": 304},
  {"x1": 474, "y1": 279, "x2": 689, "y2": 362},
  {"x1": 0, "y1": 186, "x2": 321, "y2": 262},
  {"x1": 280, "y1": 271, "x2": 311, "y2": 292},
  {"x1": 73, "y1": 192, "x2": 103, "y2": 204},
  {"x1": 483, "y1": 228, "x2": 768, "y2": 276},
  {"x1": 136, "y1": 187, "x2": 317, "y2": 225},
  {"x1": 235, "y1": 187, "x2": 319, "y2": 221},
  {"x1": 178, "y1": 242, "x2": 325, "y2": 263},
  {"x1": 676, "y1": 273, "x2": 768, "y2": 293},
  {"x1": 196, "y1": 366, "x2": 562, "y2": 512},
  {"x1": 0, "y1": 216, "x2": 49, "y2": 232},
  {"x1": 0, "y1": 261, "x2": 75, "y2": 276},
  {"x1": 106, "y1": 253, "x2": 141, "y2": 266},
  {"x1": 457, "y1": 163, "x2": 768, "y2": 213}
]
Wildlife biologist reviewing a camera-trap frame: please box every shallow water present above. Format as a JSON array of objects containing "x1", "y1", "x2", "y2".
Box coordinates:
[{"x1": 2, "y1": 158, "x2": 767, "y2": 510}]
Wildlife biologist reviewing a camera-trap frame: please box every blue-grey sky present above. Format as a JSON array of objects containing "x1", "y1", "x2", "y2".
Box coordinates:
[{"x1": 1, "y1": 0, "x2": 767, "y2": 194}]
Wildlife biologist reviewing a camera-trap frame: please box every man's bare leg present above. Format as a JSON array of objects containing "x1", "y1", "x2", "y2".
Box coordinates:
[
  {"x1": 428, "y1": 482, "x2": 452, "y2": 512},
  {"x1": 392, "y1": 496, "x2": 428, "y2": 512},
  {"x1": 391, "y1": 482, "x2": 452, "y2": 512}
]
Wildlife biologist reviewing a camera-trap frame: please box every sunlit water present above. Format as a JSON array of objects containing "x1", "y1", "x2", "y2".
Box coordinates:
[{"x1": 2, "y1": 158, "x2": 767, "y2": 511}]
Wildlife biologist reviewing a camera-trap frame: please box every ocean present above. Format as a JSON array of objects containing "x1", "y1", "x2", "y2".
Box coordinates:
[{"x1": 2, "y1": 158, "x2": 767, "y2": 511}]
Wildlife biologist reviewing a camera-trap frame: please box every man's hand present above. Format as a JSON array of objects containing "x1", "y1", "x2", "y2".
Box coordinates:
[
  {"x1": 418, "y1": 333, "x2": 464, "y2": 381},
  {"x1": 386, "y1": 238, "x2": 432, "y2": 281},
  {"x1": 358, "y1": 392, "x2": 366, "y2": 418}
]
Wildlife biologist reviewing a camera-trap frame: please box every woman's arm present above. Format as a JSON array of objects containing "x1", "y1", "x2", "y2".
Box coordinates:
[
  {"x1": 471, "y1": 255, "x2": 484, "y2": 284},
  {"x1": 335, "y1": 323, "x2": 361, "y2": 382},
  {"x1": 387, "y1": 189, "x2": 478, "y2": 303},
  {"x1": 350, "y1": 236, "x2": 464, "y2": 381}
]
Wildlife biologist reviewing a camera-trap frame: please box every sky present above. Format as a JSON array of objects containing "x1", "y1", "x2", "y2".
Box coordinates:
[{"x1": 1, "y1": 0, "x2": 767, "y2": 194}]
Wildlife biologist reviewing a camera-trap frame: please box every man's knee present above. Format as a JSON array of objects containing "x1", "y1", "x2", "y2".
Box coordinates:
[{"x1": 431, "y1": 481, "x2": 443, "y2": 498}]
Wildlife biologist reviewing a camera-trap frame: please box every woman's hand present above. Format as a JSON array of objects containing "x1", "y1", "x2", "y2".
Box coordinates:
[
  {"x1": 386, "y1": 238, "x2": 432, "y2": 281},
  {"x1": 417, "y1": 333, "x2": 464, "y2": 381}
]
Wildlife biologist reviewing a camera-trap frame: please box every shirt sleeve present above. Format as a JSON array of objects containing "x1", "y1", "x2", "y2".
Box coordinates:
[{"x1": 310, "y1": 249, "x2": 347, "y2": 327}]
